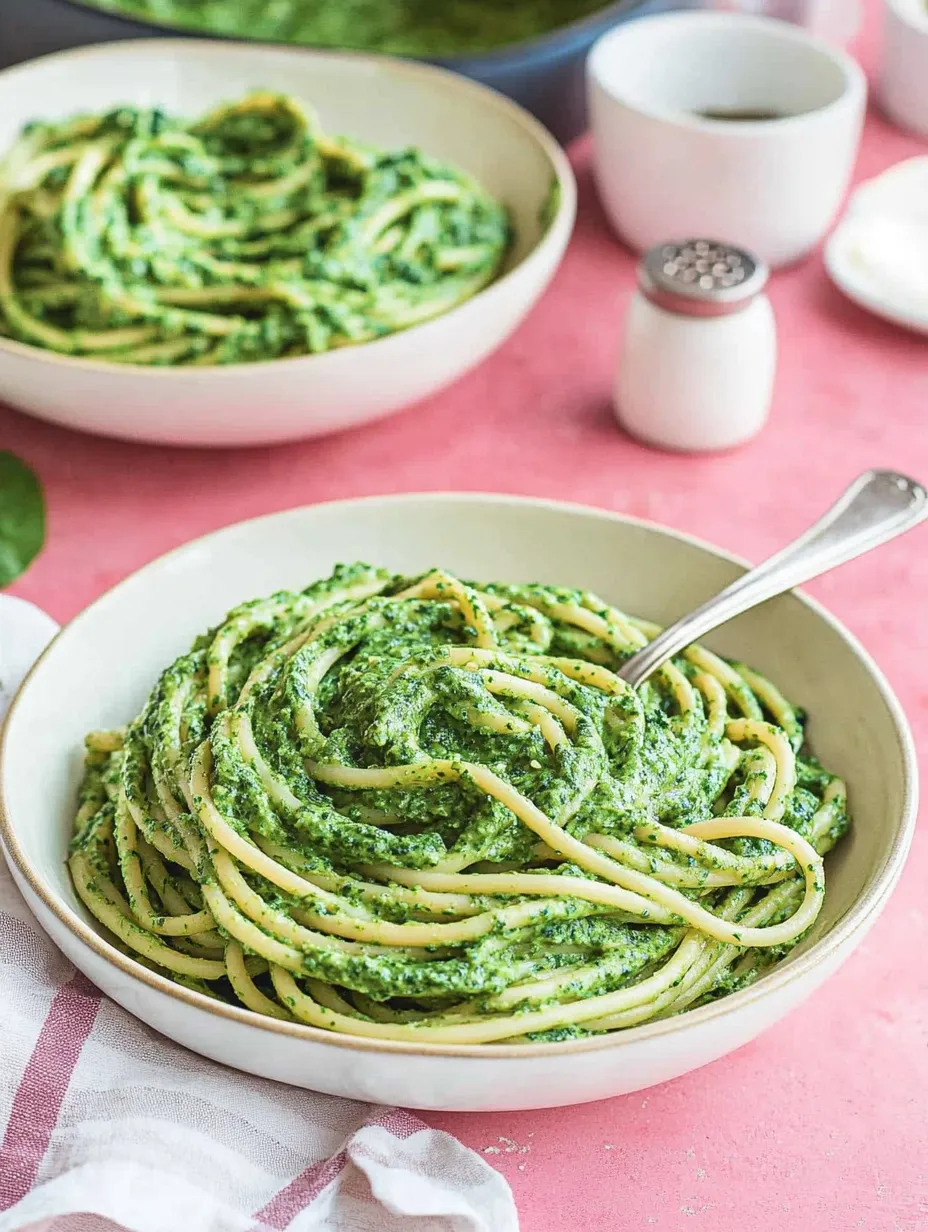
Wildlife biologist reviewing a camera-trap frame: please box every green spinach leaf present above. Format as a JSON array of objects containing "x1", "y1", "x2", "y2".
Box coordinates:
[{"x1": 0, "y1": 452, "x2": 45, "y2": 586}]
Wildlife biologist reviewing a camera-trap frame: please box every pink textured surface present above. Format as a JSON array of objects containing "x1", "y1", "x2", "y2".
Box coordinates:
[{"x1": 2, "y1": 6, "x2": 927, "y2": 1230}]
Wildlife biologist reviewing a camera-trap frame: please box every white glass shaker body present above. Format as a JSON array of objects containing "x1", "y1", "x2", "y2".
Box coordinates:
[
  {"x1": 614, "y1": 239, "x2": 776, "y2": 453},
  {"x1": 615, "y1": 291, "x2": 777, "y2": 452}
]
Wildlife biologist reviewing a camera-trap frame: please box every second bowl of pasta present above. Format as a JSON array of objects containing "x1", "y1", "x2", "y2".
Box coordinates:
[{"x1": 0, "y1": 40, "x2": 574, "y2": 445}]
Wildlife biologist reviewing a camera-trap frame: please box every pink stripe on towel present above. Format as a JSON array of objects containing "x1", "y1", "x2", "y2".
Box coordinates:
[
  {"x1": 0, "y1": 972, "x2": 101, "y2": 1210},
  {"x1": 255, "y1": 1107, "x2": 425, "y2": 1228}
]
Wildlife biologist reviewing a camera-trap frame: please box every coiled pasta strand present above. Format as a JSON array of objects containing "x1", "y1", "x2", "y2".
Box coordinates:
[
  {"x1": 0, "y1": 93, "x2": 511, "y2": 365},
  {"x1": 69, "y1": 562, "x2": 849, "y2": 1043}
]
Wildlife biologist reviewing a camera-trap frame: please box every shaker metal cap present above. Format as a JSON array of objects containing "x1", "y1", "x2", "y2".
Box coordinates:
[{"x1": 639, "y1": 240, "x2": 769, "y2": 318}]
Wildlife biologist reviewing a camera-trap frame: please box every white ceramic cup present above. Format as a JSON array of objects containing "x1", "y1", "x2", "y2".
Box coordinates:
[
  {"x1": 587, "y1": 12, "x2": 867, "y2": 268},
  {"x1": 879, "y1": 0, "x2": 928, "y2": 138}
]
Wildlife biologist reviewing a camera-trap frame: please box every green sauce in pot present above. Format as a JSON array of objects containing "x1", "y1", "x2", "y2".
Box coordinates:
[{"x1": 75, "y1": 0, "x2": 614, "y2": 57}]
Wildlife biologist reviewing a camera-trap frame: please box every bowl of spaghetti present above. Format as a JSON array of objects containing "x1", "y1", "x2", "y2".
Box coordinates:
[
  {"x1": 0, "y1": 40, "x2": 574, "y2": 446},
  {"x1": 0, "y1": 494, "x2": 917, "y2": 1110}
]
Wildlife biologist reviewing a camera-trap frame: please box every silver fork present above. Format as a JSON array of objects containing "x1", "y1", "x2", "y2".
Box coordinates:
[{"x1": 618, "y1": 470, "x2": 928, "y2": 688}]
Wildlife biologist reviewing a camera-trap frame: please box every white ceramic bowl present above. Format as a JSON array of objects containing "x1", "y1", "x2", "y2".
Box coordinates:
[
  {"x1": 0, "y1": 494, "x2": 917, "y2": 1111},
  {"x1": 587, "y1": 12, "x2": 866, "y2": 268},
  {"x1": 0, "y1": 42, "x2": 575, "y2": 447},
  {"x1": 879, "y1": 0, "x2": 928, "y2": 139}
]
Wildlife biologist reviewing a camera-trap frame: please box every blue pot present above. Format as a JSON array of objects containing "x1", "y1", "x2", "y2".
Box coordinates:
[
  {"x1": 0, "y1": 0, "x2": 691, "y2": 144},
  {"x1": 432, "y1": 0, "x2": 687, "y2": 143}
]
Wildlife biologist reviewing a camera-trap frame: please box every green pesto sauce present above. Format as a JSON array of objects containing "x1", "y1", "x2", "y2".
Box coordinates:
[
  {"x1": 77, "y1": 0, "x2": 612, "y2": 56},
  {"x1": 1, "y1": 96, "x2": 512, "y2": 365},
  {"x1": 70, "y1": 562, "x2": 849, "y2": 1024}
]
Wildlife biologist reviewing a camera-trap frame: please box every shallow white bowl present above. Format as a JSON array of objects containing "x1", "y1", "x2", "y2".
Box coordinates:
[
  {"x1": 0, "y1": 494, "x2": 917, "y2": 1110},
  {"x1": 0, "y1": 42, "x2": 575, "y2": 447}
]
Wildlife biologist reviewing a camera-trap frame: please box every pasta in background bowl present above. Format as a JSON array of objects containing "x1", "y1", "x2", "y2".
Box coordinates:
[
  {"x1": 0, "y1": 41, "x2": 574, "y2": 445},
  {"x1": 0, "y1": 494, "x2": 916, "y2": 1110},
  {"x1": 1, "y1": 93, "x2": 513, "y2": 365}
]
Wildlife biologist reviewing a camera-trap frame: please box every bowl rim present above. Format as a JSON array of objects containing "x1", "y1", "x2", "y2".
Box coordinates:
[
  {"x1": 587, "y1": 10, "x2": 868, "y2": 134},
  {"x1": 0, "y1": 38, "x2": 576, "y2": 378},
  {"x1": 824, "y1": 226, "x2": 928, "y2": 339},
  {"x1": 0, "y1": 490, "x2": 918, "y2": 1060},
  {"x1": 55, "y1": 0, "x2": 649, "y2": 69},
  {"x1": 824, "y1": 165, "x2": 928, "y2": 336}
]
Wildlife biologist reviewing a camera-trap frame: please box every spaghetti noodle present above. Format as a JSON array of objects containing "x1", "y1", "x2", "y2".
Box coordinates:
[
  {"x1": 69, "y1": 564, "x2": 849, "y2": 1043},
  {"x1": 0, "y1": 93, "x2": 511, "y2": 365}
]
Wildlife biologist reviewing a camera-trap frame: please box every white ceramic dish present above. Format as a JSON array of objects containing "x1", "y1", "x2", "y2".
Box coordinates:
[
  {"x1": 825, "y1": 158, "x2": 928, "y2": 337},
  {"x1": 0, "y1": 494, "x2": 917, "y2": 1111},
  {"x1": 587, "y1": 12, "x2": 866, "y2": 268},
  {"x1": 0, "y1": 42, "x2": 575, "y2": 448},
  {"x1": 879, "y1": 0, "x2": 928, "y2": 139}
]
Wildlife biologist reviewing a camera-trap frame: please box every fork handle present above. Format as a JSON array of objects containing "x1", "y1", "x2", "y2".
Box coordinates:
[{"x1": 617, "y1": 470, "x2": 928, "y2": 689}]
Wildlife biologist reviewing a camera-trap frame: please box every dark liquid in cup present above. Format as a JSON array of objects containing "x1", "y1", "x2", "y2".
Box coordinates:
[{"x1": 696, "y1": 107, "x2": 788, "y2": 122}]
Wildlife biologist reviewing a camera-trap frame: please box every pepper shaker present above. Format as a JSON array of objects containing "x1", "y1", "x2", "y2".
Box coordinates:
[{"x1": 614, "y1": 240, "x2": 776, "y2": 453}]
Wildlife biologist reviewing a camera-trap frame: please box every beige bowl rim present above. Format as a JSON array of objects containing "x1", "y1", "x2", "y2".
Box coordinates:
[{"x1": 0, "y1": 491, "x2": 917, "y2": 1059}]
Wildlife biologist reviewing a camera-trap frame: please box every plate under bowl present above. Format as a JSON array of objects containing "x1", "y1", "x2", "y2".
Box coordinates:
[
  {"x1": 0, "y1": 494, "x2": 917, "y2": 1110},
  {"x1": 825, "y1": 160, "x2": 928, "y2": 338},
  {"x1": 0, "y1": 41, "x2": 575, "y2": 447}
]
